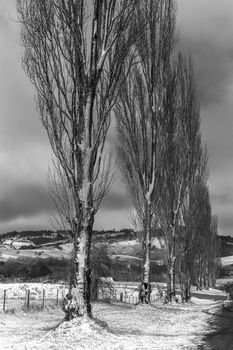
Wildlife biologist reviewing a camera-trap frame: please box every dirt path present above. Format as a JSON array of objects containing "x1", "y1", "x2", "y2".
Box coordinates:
[{"x1": 1, "y1": 302, "x2": 233, "y2": 349}]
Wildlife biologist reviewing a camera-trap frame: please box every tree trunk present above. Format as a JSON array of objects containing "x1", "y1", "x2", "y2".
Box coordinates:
[
  {"x1": 167, "y1": 224, "x2": 176, "y2": 302},
  {"x1": 167, "y1": 257, "x2": 176, "y2": 301},
  {"x1": 184, "y1": 272, "x2": 191, "y2": 302},
  {"x1": 179, "y1": 261, "x2": 191, "y2": 303},
  {"x1": 205, "y1": 263, "x2": 209, "y2": 290},
  {"x1": 139, "y1": 202, "x2": 152, "y2": 304},
  {"x1": 73, "y1": 213, "x2": 93, "y2": 317},
  {"x1": 143, "y1": 238, "x2": 150, "y2": 285},
  {"x1": 72, "y1": 158, "x2": 94, "y2": 318},
  {"x1": 196, "y1": 257, "x2": 202, "y2": 291},
  {"x1": 179, "y1": 270, "x2": 185, "y2": 303}
]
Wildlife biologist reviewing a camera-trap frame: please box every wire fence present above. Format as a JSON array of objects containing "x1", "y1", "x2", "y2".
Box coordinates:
[
  {"x1": 0, "y1": 288, "x2": 66, "y2": 312},
  {"x1": 99, "y1": 291, "x2": 161, "y2": 304},
  {"x1": 0, "y1": 283, "x2": 165, "y2": 313},
  {"x1": 0, "y1": 282, "x2": 227, "y2": 313},
  {"x1": 98, "y1": 285, "x2": 162, "y2": 305}
]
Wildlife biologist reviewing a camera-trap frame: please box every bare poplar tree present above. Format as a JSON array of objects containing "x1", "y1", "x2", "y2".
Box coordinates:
[
  {"x1": 156, "y1": 54, "x2": 203, "y2": 302},
  {"x1": 194, "y1": 183, "x2": 212, "y2": 290},
  {"x1": 207, "y1": 215, "x2": 220, "y2": 288},
  {"x1": 179, "y1": 178, "x2": 219, "y2": 298},
  {"x1": 178, "y1": 148, "x2": 209, "y2": 302},
  {"x1": 193, "y1": 199, "x2": 219, "y2": 292},
  {"x1": 116, "y1": 0, "x2": 176, "y2": 303},
  {"x1": 17, "y1": 0, "x2": 139, "y2": 317}
]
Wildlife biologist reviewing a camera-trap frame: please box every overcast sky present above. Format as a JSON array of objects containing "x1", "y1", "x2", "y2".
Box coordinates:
[{"x1": 0, "y1": 0, "x2": 233, "y2": 235}]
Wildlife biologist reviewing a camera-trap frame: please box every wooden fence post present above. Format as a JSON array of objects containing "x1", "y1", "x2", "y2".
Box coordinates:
[
  {"x1": 25, "y1": 290, "x2": 27, "y2": 307},
  {"x1": 3, "y1": 290, "x2": 6, "y2": 312},
  {"x1": 42, "y1": 289, "x2": 45, "y2": 309},
  {"x1": 27, "y1": 289, "x2": 30, "y2": 310}
]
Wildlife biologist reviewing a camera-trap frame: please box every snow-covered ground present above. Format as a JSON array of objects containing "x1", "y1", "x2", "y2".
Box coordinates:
[
  {"x1": 216, "y1": 278, "x2": 233, "y2": 288},
  {"x1": 0, "y1": 243, "x2": 73, "y2": 261},
  {"x1": 0, "y1": 283, "x2": 69, "y2": 312},
  {"x1": 1, "y1": 298, "x2": 233, "y2": 350},
  {"x1": 221, "y1": 255, "x2": 233, "y2": 267},
  {"x1": 0, "y1": 281, "x2": 231, "y2": 350},
  {"x1": 0, "y1": 282, "x2": 68, "y2": 299}
]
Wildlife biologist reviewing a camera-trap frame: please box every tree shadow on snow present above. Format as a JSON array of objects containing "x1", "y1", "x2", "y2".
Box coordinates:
[
  {"x1": 42, "y1": 318, "x2": 65, "y2": 331},
  {"x1": 199, "y1": 301, "x2": 233, "y2": 350},
  {"x1": 93, "y1": 300, "x2": 233, "y2": 347}
]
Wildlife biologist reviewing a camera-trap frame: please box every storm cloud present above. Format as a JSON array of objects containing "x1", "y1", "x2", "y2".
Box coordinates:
[
  {"x1": 177, "y1": 0, "x2": 233, "y2": 106},
  {"x1": 1, "y1": 1, "x2": 233, "y2": 235},
  {"x1": 180, "y1": 37, "x2": 233, "y2": 106},
  {"x1": 176, "y1": 0, "x2": 233, "y2": 235},
  {"x1": 211, "y1": 192, "x2": 233, "y2": 206},
  {"x1": 217, "y1": 214, "x2": 233, "y2": 233},
  {"x1": 101, "y1": 190, "x2": 132, "y2": 211},
  {"x1": 0, "y1": 183, "x2": 51, "y2": 222}
]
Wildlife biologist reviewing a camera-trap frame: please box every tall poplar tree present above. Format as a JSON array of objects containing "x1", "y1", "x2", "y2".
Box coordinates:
[
  {"x1": 116, "y1": 0, "x2": 176, "y2": 302},
  {"x1": 17, "y1": 0, "x2": 139, "y2": 317}
]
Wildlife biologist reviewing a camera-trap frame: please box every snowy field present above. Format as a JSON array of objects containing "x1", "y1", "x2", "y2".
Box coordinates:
[
  {"x1": 0, "y1": 282, "x2": 68, "y2": 299},
  {"x1": 216, "y1": 278, "x2": 233, "y2": 288},
  {"x1": 0, "y1": 243, "x2": 73, "y2": 261},
  {"x1": 221, "y1": 255, "x2": 233, "y2": 267},
  {"x1": 0, "y1": 288, "x2": 232, "y2": 350}
]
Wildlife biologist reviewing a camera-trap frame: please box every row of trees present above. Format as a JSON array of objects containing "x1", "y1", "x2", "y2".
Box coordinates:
[
  {"x1": 17, "y1": 0, "x2": 218, "y2": 316},
  {"x1": 116, "y1": 0, "x2": 219, "y2": 303}
]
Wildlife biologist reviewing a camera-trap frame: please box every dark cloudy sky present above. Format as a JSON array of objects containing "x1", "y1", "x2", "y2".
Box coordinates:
[{"x1": 0, "y1": 0, "x2": 233, "y2": 235}]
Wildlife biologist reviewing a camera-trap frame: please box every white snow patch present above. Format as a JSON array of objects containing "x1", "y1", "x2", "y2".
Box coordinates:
[
  {"x1": 0, "y1": 282, "x2": 68, "y2": 299},
  {"x1": 221, "y1": 255, "x2": 233, "y2": 267}
]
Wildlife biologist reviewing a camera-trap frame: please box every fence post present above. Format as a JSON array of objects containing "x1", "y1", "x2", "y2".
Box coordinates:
[
  {"x1": 56, "y1": 289, "x2": 59, "y2": 306},
  {"x1": 42, "y1": 289, "x2": 45, "y2": 309},
  {"x1": 27, "y1": 289, "x2": 30, "y2": 310},
  {"x1": 3, "y1": 290, "x2": 6, "y2": 312},
  {"x1": 25, "y1": 290, "x2": 27, "y2": 307}
]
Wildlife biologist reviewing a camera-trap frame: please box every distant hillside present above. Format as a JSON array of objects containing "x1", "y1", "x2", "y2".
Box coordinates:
[
  {"x1": 0, "y1": 228, "x2": 166, "y2": 282},
  {"x1": 218, "y1": 235, "x2": 233, "y2": 257},
  {"x1": 0, "y1": 230, "x2": 67, "y2": 247},
  {"x1": 1, "y1": 229, "x2": 233, "y2": 283},
  {"x1": 0, "y1": 228, "x2": 165, "y2": 248},
  {"x1": 1, "y1": 229, "x2": 232, "y2": 256},
  {"x1": 0, "y1": 229, "x2": 165, "y2": 263}
]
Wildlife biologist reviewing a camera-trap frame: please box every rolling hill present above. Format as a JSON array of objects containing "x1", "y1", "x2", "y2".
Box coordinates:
[
  {"x1": 0, "y1": 229, "x2": 233, "y2": 282},
  {"x1": 0, "y1": 229, "x2": 165, "y2": 262}
]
